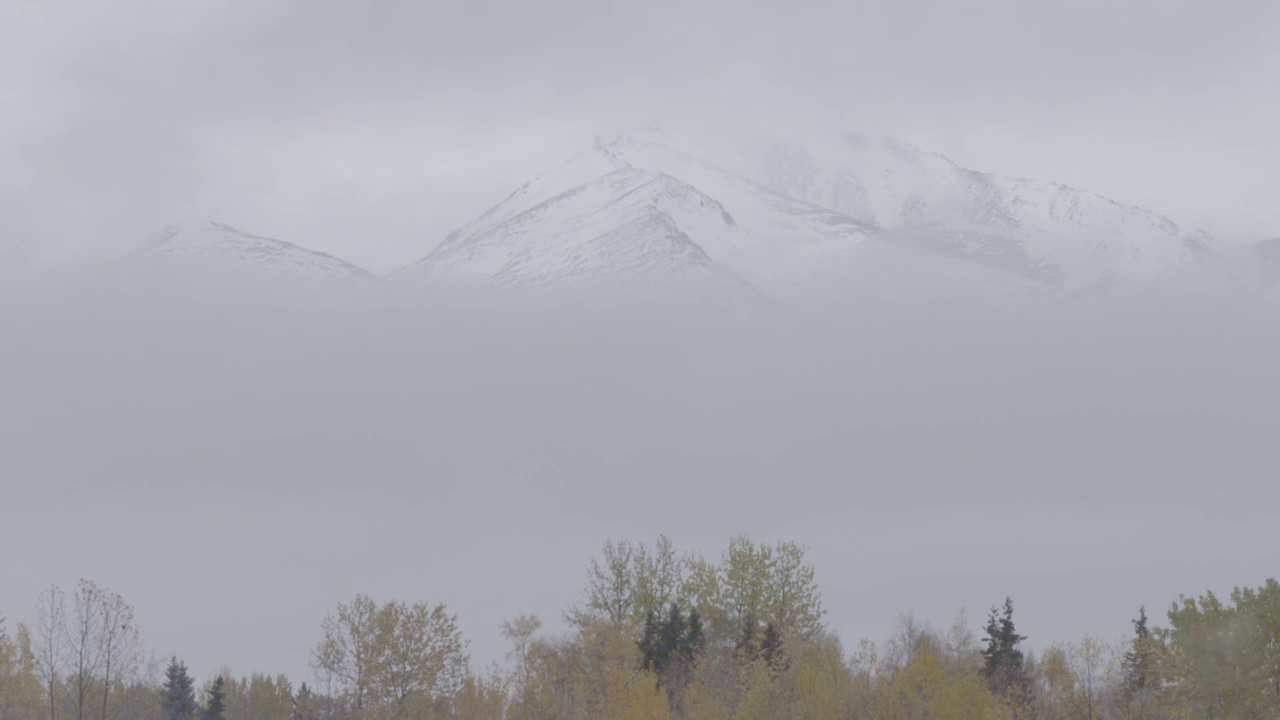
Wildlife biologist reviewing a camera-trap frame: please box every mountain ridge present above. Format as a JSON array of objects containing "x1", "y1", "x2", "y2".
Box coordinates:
[
  {"x1": 132, "y1": 218, "x2": 372, "y2": 281},
  {"x1": 123, "y1": 130, "x2": 1245, "y2": 302},
  {"x1": 398, "y1": 129, "x2": 1209, "y2": 299},
  {"x1": 723, "y1": 130, "x2": 1216, "y2": 289}
]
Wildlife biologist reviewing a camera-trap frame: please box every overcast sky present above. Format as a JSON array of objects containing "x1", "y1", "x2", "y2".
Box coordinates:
[
  {"x1": 4, "y1": 270, "x2": 1280, "y2": 682},
  {"x1": 4, "y1": 0, "x2": 1279, "y2": 270},
  {"x1": 5, "y1": 0, "x2": 1280, "y2": 686}
]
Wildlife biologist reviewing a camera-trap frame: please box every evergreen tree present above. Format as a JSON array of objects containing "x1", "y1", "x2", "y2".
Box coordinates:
[
  {"x1": 202, "y1": 676, "x2": 226, "y2": 720},
  {"x1": 638, "y1": 609, "x2": 661, "y2": 673},
  {"x1": 682, "y1": 607, "x2": 704, "y2": 659},
  {"x1": 735, "y1": 610, "x2": 759, "y2": 662},
  {"x1": 290, "y1": 682, "x2": 315, "y2": 720},
  {"x1": 639, "y1": 602, "x2": 704, "y2": 692},
  {"x1": 656, "y1": 603, "x2": 687, "y2": 677},
  {"x1": 160, "y1": 657, "x2": 197, "y2": 720},
  {"x1": 760, "y1": 622, "x2": 787, "y2": 673},
  {"x1": 981, "y1": 598, "x2": 1031, "y2": 713},
  {"x1": 1122, "y1": 607, "x2": 1161, "y2": 702}
]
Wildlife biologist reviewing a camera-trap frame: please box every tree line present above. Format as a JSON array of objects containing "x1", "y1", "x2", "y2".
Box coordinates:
[{"x1": 2, "y1": 535, "x2": 1277, "y2": 720}]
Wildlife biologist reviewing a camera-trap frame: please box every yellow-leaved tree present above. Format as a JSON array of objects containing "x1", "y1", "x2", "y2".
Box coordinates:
[
  {"x1": 311, "y1": 594, "x2": 468, "y2": 720},
  {"x1": 0, "y1": 614, "x2": 45, "y2": 720},
  {"x1": 884, "y1": 637, "x2": 1013, "y2": 720}
]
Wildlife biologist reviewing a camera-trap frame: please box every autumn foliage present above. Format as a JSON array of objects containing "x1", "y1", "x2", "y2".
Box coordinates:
[{"x1": 2, "y1": 537, "x2": 1278, "y2": 720}]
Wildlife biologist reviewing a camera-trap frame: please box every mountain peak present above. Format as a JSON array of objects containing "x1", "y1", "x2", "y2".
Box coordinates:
[
  {"x1": 595, "y1": 125, "x2": 673, "y2": 148},
  {"x1": 133, "y1": 219, "x2": 371, "y2": 281},
  {"x1": 722, "y1": 131, "x2": 1218, "y2": 288},
  {"x1": 402, "y1": 167, "x2": 744, "y2": 287},
  {"x1": 397, "y1": 128, "x2": 1225, "y2": 300}
]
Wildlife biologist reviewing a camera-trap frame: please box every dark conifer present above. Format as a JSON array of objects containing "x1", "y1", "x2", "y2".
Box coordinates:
[
  {"x1": 656, "y1": 603, "x2": 687, "y2": 677},
  {"x1": 760, "y1": 622, "x2": 787, "y2": 672},
  {"x1": 1122, "y1": 606, "x2": 1161, "y2": 718},
  {"x1": 290, "y1": 682, "x2": 316, "y2": 720},
  {"x1": 638, "y1": 609, "x2": 661, "y2": 673},
  {"x1": 160, "y1": 657, "x2": 197, "y2": 720},
  {"x1": 981, "y1": 598, "x2": 1031, "y2": 713},
  {"x1": 683, "y1": 607, "x2": 704, "y2": 659},
  {"x1": 202, "y1": 676, "x2": 226, "y2": 720},
  {"x1": 735, "y1": 610, "x2": 759, "y2": 662}
]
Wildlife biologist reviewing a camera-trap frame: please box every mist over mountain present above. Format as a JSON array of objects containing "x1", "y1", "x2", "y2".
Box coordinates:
[
  {"x1": 720, "y1": 131, "x2": 1220, "y2": 286},
  {"x1": 7, "y1": 4, "x2": 1280, "y2": 717},
  {"x1": 114, "y1": 129, "x2": 1276, "y2": 307},
  {"x1": 3, "y1": 129, "x2": 1278, "y2": 694},
  {"x1": 133, "y1": 218, "x2": 373, "y2": 281},
  {"x1": 4, "y1": 256, "x2": 1280, "y2": 680}
]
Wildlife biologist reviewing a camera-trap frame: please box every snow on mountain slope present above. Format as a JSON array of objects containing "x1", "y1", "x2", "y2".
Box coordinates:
[
  {"x1": 133, "y1": 219, "x2": 371, "y2": 281},
  {"x1": 402, "y1": 131, "x2": 1048, "y2": 302},
  {"x1": 726, "y1": 132, "x2": 1216, "y2": 289},
  {"x1": 399, "y1": 130, "x2": 1121, "y2": 301},
  {"x1": 405, "y1": 168, "x2": 733, "y2": 287},
  {"x1": 597, "y1": 131, "x2": 1054, "y2": 299}
]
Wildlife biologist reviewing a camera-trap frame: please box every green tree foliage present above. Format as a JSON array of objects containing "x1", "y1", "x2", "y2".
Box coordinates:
[
  {"x1": 311, "y1": 594, "x2": 468, "y2": 718},
  {"x1": 982, "y1": 597, "x2": 1031, "y2": 715},
  {"x1": 684, "y1": 608, "x2": 704, "y2": 661},
  {"x1": 1167, "y1": 578, "x2": 1280, "y2": 720},
  {"x1": 683, "y1": 536, "x2": 825, "y2": 649},
  {"x1": 566, "y1": 536, "x2": 684, "y2": 632},
  {"x1": 637, "y1": 603, "x2": 703, "y2": 714},
  {"x1": 875, "y1": 634, "x2": 1013, "y2": 720},
  {"x1": 0, "y1": 615, "x2": 45, "y2": 720},
  {"x1": 569, "y1": 535, "x2": 825, "y2": 658},
  {"x1": 1122, "y1": 606, "x2": 1165, "y2": 719},
  {"x1": 201, "y1": 676, "x2": 225, "y2": 720},
  {"x1": 205, "y1": 669, "x2": 293, "y2": 720},
  {"x1": 289, "y1": 682, "x2": 316, "y2": 720},
  {"x1": 10, "y1": 545, "x2": 1280, "y2": 720},
  {"x1": 160, "y1": 658, "x2": 197, "y2": 720},
  {"x1": 760, "y1": 622, "x2": 786, "y2": 674}
]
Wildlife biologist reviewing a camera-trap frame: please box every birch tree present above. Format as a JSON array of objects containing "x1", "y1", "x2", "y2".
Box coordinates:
[
  {"x1": 311, "y1": 594, "x2": 381, "y2": 715},
  {"x1": 564, "y1": 539, "x2": 638, "y2": 630},
  {"x1": 97, "y1": 588, "x2": 142, "y2": 720},
  {"x1": 312, "y1": 595, "x2": 468, "y2": 718},
  {"x1": 68, "y1": 580, "x2": 106, "y2": 720},
  {"x1": 1068, "y1": 635, "x2": 1112, "y2": 720},
  {"x1": 33, "y1": 585, "x2": 66, "y2": 720}
]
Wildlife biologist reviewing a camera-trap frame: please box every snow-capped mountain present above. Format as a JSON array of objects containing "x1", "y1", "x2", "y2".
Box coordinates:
[
  {"x1": 400, "y1": 130, "x2": 1054, "y2": 300},
  {"x1": 399, "y1": 129, "x2": 1216, "y2": 299},
  {"x1": 722, "y1": 132, "x2": 1217, "y2": 290},
  {"x1": 400, "y1": 131, "x2": 885, "y2": 291},
  {"x1": 402, "y1": 167, "x2": 729, "y2": 287},
  {"x1": 133, "y1": 219, "x2": 371, "y2": 281}
]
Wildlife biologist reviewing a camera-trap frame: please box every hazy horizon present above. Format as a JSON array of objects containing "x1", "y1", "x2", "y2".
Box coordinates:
[
  {"x1": 4, "y1": 263, "x2": 1279, "y2": 683},
  {"x1": 4, "y1": 0, "x2": 1279, "y2": 708}
]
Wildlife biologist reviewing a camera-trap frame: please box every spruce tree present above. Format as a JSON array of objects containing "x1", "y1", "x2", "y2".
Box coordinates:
[
  {"x1": 735, "y1": 610, "x2": 759, "y2": 662},
  {"x1": 656, "y1": 603, "x2": 687, "y2": 677},
  {"x1": 682, "y1": 607, "x2": 704, "y2": 659},
  {"x1": 1122, "y1": 606, "x2": 1161, "y2": 718},
  {"x1": 638, "y1": 609, "x2": 661, "y2": 673},
  {"x1": 760, "y1": 622, "x2": 787, "y2": 672},
  {"x1": 981, "y1": 598, "x2": 1031, "y2": 713},
  {"x1": 291, "y1": 682, "x2": 316, "y2": 720},
  {"x1": 639, "y1": 602, "x2": 704, "y2": 694},
  {"x1": 202, "y1": 676, "x2": 226, "y2": 720},
  {"x1": 160, "y1": 657, "x2": 197, "y2": 720}
]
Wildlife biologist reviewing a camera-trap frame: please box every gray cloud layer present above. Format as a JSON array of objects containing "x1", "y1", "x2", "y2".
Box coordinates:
[
  {"x1": 4, "y1": 0, "x2": 1279, "y2": 684},
  {"x1": 3, "y1": 263, "x2": 1279, "y2": 680},
  {"x1": 5, "y1": 0, "x2": 1278, "y2": 270}
]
